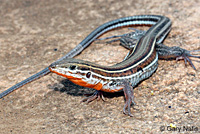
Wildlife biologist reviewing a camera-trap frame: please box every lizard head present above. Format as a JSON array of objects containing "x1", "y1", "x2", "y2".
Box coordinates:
[{"x1": 49, "y1": 58, "x2": 103, "y2": 89}]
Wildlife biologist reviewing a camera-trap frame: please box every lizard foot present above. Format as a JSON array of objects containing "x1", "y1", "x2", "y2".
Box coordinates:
[
  {"x1": 81, "y1": 90, "x2": 105, "y2": 103},
  {"x1": 175, "y1": 48, "x2": 200, "y2": 70}
]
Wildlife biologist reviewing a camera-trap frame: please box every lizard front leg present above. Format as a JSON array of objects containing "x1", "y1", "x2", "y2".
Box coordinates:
[{"x1": 122, "y1": 80, "x2": 136, "y2": 117}]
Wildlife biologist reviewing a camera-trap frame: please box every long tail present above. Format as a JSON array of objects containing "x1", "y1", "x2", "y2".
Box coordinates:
[{"x1": 0, "y1": 67, "x2": 50, "y2": 98}]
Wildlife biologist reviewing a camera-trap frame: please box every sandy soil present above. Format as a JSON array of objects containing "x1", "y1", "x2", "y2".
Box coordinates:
[{"x1": 0, "y1": 0, "x2": 199, "y2": 133}]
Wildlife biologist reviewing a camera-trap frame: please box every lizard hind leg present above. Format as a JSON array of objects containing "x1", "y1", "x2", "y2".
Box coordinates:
[
  {"x1": 122, "y1": 80, "x2": 136, "y2": 117},
  {"x1": 96, "y1": 28, "x2": 146, "y2": 50},
  {"x1": 156, "y1": 44, "x2": 200, "y2": 70}
]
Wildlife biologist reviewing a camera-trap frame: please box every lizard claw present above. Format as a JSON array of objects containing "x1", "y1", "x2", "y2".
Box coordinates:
[
  {"x1": 176, "y1": 49, "x2": 200, "y2": 70},
  {"x1": 81, "y1": 90, "x2": 105, "y2": 103}
]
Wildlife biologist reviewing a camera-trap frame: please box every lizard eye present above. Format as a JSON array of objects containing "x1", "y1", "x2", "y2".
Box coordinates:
[
  {"x1": 69, "y1": 65, "x2": 76, "y2": 70},
  {"x1": 86, "y1": 72, "x2": 91, "y2": 78}
]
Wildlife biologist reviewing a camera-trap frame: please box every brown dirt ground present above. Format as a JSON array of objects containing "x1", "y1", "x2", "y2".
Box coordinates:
[{"x1": 0, "y1": 0, "x2": 199, "y2": 133}]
